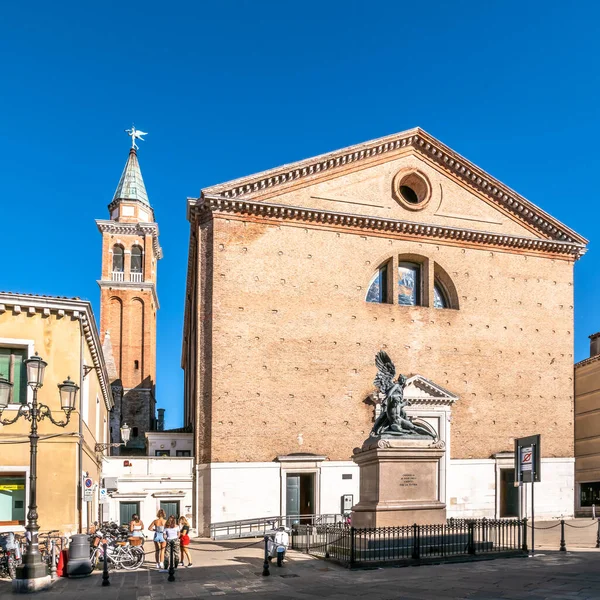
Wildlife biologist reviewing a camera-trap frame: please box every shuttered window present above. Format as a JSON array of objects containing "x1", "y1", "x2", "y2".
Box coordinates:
[{"x1": 0, "y1": 348, "x2": 27, "y2": 404}]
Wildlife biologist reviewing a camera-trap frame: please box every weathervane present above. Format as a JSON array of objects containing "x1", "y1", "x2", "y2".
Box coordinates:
[{"x1": 125, "y1": 126, "x2": 148, "y2": 150}]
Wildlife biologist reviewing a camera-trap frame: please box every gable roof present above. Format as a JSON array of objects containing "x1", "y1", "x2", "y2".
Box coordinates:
[{"x1": 199, "y1": 127, "x2": 587, "y2": 246}]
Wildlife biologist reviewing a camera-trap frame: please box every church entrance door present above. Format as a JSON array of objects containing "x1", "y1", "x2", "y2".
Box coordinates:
[{"x1": 286, "y1": 473, "x2": 314, "y2": 525}]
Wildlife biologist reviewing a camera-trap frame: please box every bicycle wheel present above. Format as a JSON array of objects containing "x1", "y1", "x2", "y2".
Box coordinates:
[
  {"x1": 120, "y1": 547, "x2": 143, "y2": 570},
  {"x1": 90, "y1": 548, "x2": 100, "y2": 570}
]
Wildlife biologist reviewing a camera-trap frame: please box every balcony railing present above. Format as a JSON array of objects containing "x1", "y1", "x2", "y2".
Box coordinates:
[
  {"x1": 130, "y1": 272, "x2": 143, "y2": 283},
  {"x1": 111, "y1": 271, "x2": 124, "y2": 282}
]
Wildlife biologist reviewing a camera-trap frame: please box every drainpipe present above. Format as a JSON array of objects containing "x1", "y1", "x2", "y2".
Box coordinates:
[{"x1": 78, "y1": 316, "x2": 84, "y2": 533}]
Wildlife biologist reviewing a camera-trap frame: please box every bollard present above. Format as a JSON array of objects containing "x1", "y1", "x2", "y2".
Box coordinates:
[
  {"x1": 411, "y1": 524, "x2": 420, "y2": 560},
  {"x1": 559, "y1": 519, "x2": 566, "y2": 552},
  {"x1": 101, "y1": 543, "x2": 110, "y2": 586},
  {"x1": 50, "y1": 540, "x2": 57, "y2": 581},
  {"x1": 596, "y1": 519, "x2": 600, "y2": 549},
  {"x1": 168, "y1": 541, "x2": 175, "y2": 582},
  {"x1": 262, "y1": 536, "x2": 270, "y2": 576}
]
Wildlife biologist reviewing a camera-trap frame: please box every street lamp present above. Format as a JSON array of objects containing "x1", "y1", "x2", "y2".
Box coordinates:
[
  {"x1": 95, "y1": 422, "x2": 132, "y2": 454},
  {"x1": 0, "y1": 354, "x2": 78, "y2": 586}
]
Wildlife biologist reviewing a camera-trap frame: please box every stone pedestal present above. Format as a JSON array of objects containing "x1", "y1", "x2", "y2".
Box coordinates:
[{"x1": 351, "y1": 437, "x2": 446, "y2": 527}]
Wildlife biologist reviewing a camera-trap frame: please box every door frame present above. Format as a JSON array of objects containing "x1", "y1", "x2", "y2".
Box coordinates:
[
  {"x1": 277, "y1": 455, "x2": 325, "y2": 518},
  {"x1": 493, "y1": 452, "x2": 521, "y2": 519}
]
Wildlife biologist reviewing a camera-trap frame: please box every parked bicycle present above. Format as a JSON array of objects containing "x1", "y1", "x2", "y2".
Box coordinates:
[
  {"x1": 90, "y1": 524, "x2": 144, "y2": 571},
  {"x1": 38, "y1": 530, "x2": 67, "y2": 573},
  {"x1": 0, "y1": 532, "x2": 22, "y2": 580}
]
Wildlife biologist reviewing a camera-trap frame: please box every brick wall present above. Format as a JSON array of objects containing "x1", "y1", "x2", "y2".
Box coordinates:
[{"x1": 194, "y1": 216, "x2": 574, "y2": 463}]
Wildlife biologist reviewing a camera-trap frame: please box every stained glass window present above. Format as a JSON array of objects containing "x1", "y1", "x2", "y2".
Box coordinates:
[
  {"x1": 398, "y1": 263, "x2": 419, "y2": 306},
  {"x1": 366, "y1": 265, "x2": 388, "y2": 303},
  {"x1": 434, "y1": 283, "x2": 448, "y2": 309}
]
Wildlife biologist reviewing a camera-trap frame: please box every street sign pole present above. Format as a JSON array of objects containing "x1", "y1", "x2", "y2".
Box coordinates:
[{"x1": 515, "y1": 434, "x2": 541, "y2": 558}]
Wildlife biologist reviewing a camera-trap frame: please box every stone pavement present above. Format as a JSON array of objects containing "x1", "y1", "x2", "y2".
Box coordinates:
[{"x1": 0, "y1": 532, "x2": 599, "y2": 599}]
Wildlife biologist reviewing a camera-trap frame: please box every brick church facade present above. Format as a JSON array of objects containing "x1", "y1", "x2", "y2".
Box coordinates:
[
  {"x1": 182, "y1": 129, "x2": 587, "y2": 534},
  {"x1": 98, "y1": 147, "x2": 162, "y2": 453}
]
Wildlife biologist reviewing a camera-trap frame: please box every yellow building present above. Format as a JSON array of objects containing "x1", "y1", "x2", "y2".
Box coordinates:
[{"x1": 0, "y1": 292, "x2": 113, "y2": 535}]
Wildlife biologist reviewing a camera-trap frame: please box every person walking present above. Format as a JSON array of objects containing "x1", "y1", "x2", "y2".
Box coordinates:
[
  {"x1": 129, "y1": 514, "x2": 145, "y2": 549},
  {"x1": 179, "y1": 516, "x2": 192, "y2": 567},
  {"x1": 164, "y1": 515, "x2": 181, "y2": 570},
  {"x1": 148, "y1": 509, "x2": 167, "y2": 569}
]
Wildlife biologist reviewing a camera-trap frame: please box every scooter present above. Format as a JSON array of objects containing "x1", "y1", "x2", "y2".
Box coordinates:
[
  {"x1": 267, "y1": 530, "x2": 289, "y2": 567},
  {"x1": 275, "y1": 541, "x2": 286, "y2": 567}
]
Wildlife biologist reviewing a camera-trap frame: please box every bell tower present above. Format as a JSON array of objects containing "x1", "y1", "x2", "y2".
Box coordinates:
[{"x1": 97, "y1": 131, "x2": 162, "y2": 454}]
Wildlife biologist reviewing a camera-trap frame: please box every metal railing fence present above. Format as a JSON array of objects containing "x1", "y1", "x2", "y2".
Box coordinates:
[
  {"x1": 210, "y1": 513, "x2": 344, "y2": 539},
  {"x1": 291, "y1": 518, "x2": 527, "y2": 567}
]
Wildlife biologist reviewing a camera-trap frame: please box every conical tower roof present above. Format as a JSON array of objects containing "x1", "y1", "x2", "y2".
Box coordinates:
[{"x1": 112, "y1": 148, "x2": 150, "y2": 205}]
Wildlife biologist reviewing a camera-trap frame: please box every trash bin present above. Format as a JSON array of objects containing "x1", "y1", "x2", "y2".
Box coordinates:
[{"x1": 66, "y1": 534, "x2": 93, "y2": 578}]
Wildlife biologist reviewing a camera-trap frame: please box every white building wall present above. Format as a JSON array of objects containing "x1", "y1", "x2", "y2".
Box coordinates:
[
  {"x1": 319, "y1": 462, "x2": 360, "y2": 515},
  {"x1": 102, "y1": 457, "x2": 194, "y2": 533},
  {"x1": 201, "y1": 456, "x2": 574, "y2": 530},
  {"x1": 522, "y1": 458, "x2": 574, "y2": 519},
  {"x1": 448, "y1": 458, "x2": 574, "y2": 519},
  {"x1": 447, "y1": 459, "x2": 496, "y2": 517},
  {"x1": 209, "y1": 462, "x2": 281, "y2": 523}
]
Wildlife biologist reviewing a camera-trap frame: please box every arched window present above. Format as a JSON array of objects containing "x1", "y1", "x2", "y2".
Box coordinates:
[
  {"x1": 112, "y1": 246, "x2": 124, "y2": 273},
  {"x1": 433, "y1": 282, "x2": 449, "y2": 309},
  {"x1": 131, "y1": 246, "x2": 143, "y2": 274},
  {"x1": 365, "y1": 256, "x2": 458, "y2": 310},
  {"x1": 398, "y1": 262, "x2": 420, "y2": 306},
  {"x1": 366, "y1": 264, "x2": 389, "y2": 303}
]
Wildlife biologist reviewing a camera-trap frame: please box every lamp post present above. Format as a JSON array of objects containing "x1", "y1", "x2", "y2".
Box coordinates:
[
  {"x1": 94, "y1": 422, "x2": 131, "y2": 455},
  {"x1": 0, "y1": 354, "x2": 78, "y2": 589}
]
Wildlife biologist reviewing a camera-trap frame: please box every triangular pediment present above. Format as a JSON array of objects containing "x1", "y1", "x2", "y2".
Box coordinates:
[
  {"x1": 200, "y1": 128, "x2": 586, "y2": 247},
  {"x1": 403, "y1": 375, "x2": 458, "y2": 406}
]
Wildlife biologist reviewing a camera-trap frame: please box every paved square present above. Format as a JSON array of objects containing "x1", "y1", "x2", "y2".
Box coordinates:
[{"x1": 0, "y1": 533, "x2": 599, "y2": 599}]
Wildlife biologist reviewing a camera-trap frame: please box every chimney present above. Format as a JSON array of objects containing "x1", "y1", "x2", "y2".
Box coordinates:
[
  {"x1": 157, "y1": 408, "x2": 165, "y2": 431},
  {"x1": 590, "y1": 333, "x2": 600, "y2": 358}
]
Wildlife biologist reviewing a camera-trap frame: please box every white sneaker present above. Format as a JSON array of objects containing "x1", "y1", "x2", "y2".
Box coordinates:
[{"x1": 156, "y1": 562, "x2": 161, "y2": 569}]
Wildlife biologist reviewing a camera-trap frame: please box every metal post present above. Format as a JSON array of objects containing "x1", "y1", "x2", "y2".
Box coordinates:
[
  {"x1": 411, "y1": 523, "x2": 420, "y2": 560},
  {"x1": 168, "y1": 541, "x2": 175, "y2": 582},
  {"x1": 16, "y1": 388, "x2": 46, "y2": 580},
  {"x1": 468, "y1": 522, "x2": 475, "y2": 555},
  {"x1": 596, "y1": 519, "x2": 600, "y2": 549},
  {"x1": 262, "y1": 536, "x2": 270, "y2": 576},
  {"x1": 102, "y1": 543, "x2": 110, "y2": 586},
  {"x1": 559, "y1": 519, "x2": 566, "y2": 552},
  {"x1": 531, "y1": 481, "x2": 535, "y2": 557},
  {"x1": 522, "y1": 518, "x2": 528, "y2": 553},
  {"x1": 50, "y1": 540, "x2": 57, "y2": 581},
  {"x1": 349, "y1": 527, "x2": 356, "y2": 567},
  {"x1": 325, "y1": 526, "x2": 330, "y2": 559}
]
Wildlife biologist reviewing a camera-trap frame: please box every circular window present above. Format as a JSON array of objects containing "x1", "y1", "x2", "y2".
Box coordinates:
[{"x1": 392, "y1": 169, "x2": 432, "y2": 211}]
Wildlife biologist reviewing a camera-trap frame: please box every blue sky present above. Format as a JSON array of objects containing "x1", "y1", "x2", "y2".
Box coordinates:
[{"x1": 1, "y1": 2, "x2": 599, "y2": 428}]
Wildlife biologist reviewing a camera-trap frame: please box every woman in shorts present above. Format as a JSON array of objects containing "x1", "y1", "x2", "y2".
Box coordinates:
[{"x1": 148, "y1": 509, "x2": 167, "y2": 569}]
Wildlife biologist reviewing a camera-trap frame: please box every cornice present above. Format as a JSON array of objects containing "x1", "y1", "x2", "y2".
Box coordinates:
[
  {"x1": 97, "y1": 280, "x2": 160, "y2": 310},
  {"x1": 575, "y1": 354, "x2": 600, "y2": 370},
  {"x1": 189, "y1": 197, "x2": 586, "y2": 259},
  {"x1": 0, "y1": 293, "x2": 114, "y2": 411},
  {"x1": 200, "y1": 128, "x2": 586, "y2": 246},
  {"x1": 96, "y1": 220, "x2": 163, "y2": 259}
]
